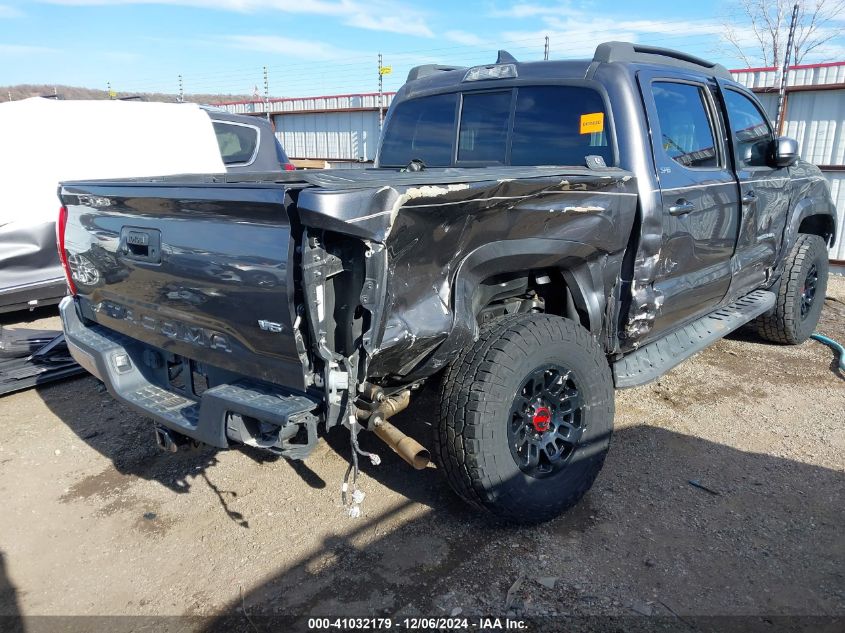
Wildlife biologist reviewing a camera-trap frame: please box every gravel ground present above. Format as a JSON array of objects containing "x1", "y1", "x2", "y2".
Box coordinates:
[{"x1": 0, "y1": 276, "x2": 842, "y2": 632}]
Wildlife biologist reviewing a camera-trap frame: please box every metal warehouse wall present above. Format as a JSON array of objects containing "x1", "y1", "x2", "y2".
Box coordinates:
[
  {"x1": 273, "y1": 110, "x2": 381, "y2": 162},
  {"x1": 216, "y1": 92, "x2": 395, "y2": 164},
  {"x1": 733, "y1": 62, "x2": 845, "y2": 262},
  {"x1": 825, "y1": 173, "x2": 845, "y2": 261}
]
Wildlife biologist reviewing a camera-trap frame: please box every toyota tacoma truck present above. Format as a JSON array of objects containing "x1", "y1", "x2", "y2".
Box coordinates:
[{"x1": 56, "y1": 42, "x2": 836, "y2": 523}]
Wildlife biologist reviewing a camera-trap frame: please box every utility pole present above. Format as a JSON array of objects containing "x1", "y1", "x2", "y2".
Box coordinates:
[
  {"x1": 378, "y1": 53, "x2": 384, "y2": 130},
  {"x1": 7, "y1": 90, "x2": 11, "y2": 102},
  {"x1": 263, "y1": 65, "x2": 270, "y2": 121},
  {"x1": 107, "y1": 81, "x2": 113, "y2": 99},
  {"x1": 178, "y1": 74, "x2": 183, "y2": 103},
  {"x1": 775, "y1": 2, "x2": 799, "y2": 135},
  {"x1": 544, "y1": 35, "x2": 549, "y2": 61}
]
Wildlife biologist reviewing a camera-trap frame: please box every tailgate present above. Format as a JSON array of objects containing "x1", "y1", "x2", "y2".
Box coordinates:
[{"x1": 60, "y1": 182, "x2": 306, "y2": 390}]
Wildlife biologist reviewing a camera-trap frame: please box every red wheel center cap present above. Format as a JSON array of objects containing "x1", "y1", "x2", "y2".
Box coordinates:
[{"x1": 532, "y1": 406, "x2": 552, "y2": 433}]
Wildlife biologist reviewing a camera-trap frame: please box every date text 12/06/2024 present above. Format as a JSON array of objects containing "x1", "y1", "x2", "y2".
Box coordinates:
[{"x1": 307, "y1": 617, "x2": 528, "y2": 630}]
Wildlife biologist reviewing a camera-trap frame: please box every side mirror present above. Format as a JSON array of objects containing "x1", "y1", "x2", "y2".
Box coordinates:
[{"x1": 772, "y1": 136, "x2": 799, "y2": 167}]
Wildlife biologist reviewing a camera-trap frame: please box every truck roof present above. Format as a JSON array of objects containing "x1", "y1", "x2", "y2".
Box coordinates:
[{"x1": 403, "y1": 41, "x2": 732, "y2": 98}]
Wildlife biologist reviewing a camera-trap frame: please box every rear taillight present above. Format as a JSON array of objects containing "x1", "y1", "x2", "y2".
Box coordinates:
[
  {"x1": 56, "y1": 205, "x2": 77, "y2": 296},
  {"x1": 283, "y1": 163, "x2": 296, "y2": 171}
]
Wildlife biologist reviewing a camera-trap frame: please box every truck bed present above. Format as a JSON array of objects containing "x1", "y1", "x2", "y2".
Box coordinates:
[{"x1": 59, "y1": 164, "x2": 637, "y2": 405}]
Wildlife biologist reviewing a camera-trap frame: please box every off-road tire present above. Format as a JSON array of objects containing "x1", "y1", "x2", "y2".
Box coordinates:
[
  {"x1": 756, "y1": 234, "x2": 829, "y2": 344},
  {"x1": 434, "y1": 314, "x2": 614, "y2": 524}
]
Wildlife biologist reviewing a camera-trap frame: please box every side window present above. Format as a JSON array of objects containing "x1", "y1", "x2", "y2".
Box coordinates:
[
  {"x1": 213, "y1": 122, "x2": 259, "y2": 165},
  {"x1": 457, "y1": 91, "x2": 511, "y2": 163},
  {"x1": 651, "y1": 82, "x2": 719, "y2": 169},
  {"x1": 723, "y1": 89, "x2": 774, "y2": 168}
]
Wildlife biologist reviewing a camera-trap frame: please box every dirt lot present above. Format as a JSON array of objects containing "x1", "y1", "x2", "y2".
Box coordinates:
[{"x1": 0, "y1": 277, "x2": 843, "y2": 632}]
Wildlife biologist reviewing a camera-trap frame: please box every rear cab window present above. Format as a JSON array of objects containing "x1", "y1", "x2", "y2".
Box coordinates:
[
  {"x1": 379, "y1": 85, "x2": 613, "y2": 168},
  {"x1": 512, "y1": 86, "x2": 610, "y2": 166},
  {"x1": 378, "y1": 93, "x2": 457, "y2": 167},
  {"x1": 212, "y1": 121, "x2": 259, "y2": 166}
]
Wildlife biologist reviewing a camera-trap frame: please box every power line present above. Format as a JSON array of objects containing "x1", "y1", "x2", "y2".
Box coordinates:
[{"x1": 82, "y1": 23, "x2": 760, "y2": 99}]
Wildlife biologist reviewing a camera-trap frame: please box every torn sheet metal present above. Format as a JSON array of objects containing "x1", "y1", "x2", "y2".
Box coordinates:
[
  {"x1": 297, "y1": 168, "x2": 638, "y2": 383},
  {"x1": 0, "y1": 329, "x2": 85, "y2": 397}
]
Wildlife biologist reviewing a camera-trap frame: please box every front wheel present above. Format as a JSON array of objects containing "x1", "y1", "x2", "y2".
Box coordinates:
[
  {"x1": 434, "y1": 314, "x2": 614, "y2": 524},
  {"x1": 756, "y1": 234, "x2": 829, "y2": 344}
]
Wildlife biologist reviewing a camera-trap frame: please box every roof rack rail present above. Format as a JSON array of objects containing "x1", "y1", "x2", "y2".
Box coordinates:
[
  {"x1": 593, "y1": 41, "x2": 732, "y2": 79},
  {"x1": 406, "y1": 64, "x2": 464, "y2": 82}
]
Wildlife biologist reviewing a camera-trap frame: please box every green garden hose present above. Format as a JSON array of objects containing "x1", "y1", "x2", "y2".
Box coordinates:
[{"x1": 811, "y1": 333, "x2": 845, "y2": 372}]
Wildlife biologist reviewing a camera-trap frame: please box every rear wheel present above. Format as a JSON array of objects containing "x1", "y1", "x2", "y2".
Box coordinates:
[
  {"x1": 757, "y1": 234, "x2": 829, "y2": 344},
  {"x1": 435, "y1": 314, "x2": 614, "y2": 524}
]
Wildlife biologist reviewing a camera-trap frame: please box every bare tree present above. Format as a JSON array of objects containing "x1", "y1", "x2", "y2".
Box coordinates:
[{"x1": 722, "y1": 0, "x2": 845, "y2": 68}]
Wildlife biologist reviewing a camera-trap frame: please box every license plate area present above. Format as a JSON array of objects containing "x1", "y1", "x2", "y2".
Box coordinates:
[{"x1": 167, "y1": 356, "x2": 210, "y2": 399}]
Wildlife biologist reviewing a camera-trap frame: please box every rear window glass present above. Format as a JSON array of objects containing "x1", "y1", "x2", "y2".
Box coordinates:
[
  {"x1": 213, "y1": 121, "x2": 259, "y2": 165},
  {"x1": 379, "y1": 85, "x2": 612, "y2": 168},
  {"x1": 511, "y1": 86, "x2": 611, "y2": 166},
  {"x1": 378, "y1": 93, "x2": 457, "y2": 167},
  {"x1": 458, "y1": 91, "x2": 511, "y2": 163}
]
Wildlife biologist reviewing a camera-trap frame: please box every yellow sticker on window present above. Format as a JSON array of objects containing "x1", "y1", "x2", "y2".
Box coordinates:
[{"x1": 580, "y1": 112, "x2": 605, "y2": 135}]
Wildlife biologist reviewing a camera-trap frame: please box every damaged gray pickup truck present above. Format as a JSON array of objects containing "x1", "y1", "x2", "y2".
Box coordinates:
[{"x1": 57, "y1": 42, "x2": 836, "y2": 523}]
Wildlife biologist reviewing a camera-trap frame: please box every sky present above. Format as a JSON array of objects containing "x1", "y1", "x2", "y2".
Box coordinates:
[{"x1": 1, "y1": 0, "x2": 844, "y2": 98}]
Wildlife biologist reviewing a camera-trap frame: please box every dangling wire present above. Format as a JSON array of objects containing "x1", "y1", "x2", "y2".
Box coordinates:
[{"x1": 338, "y1": 357, "x2": 380, "y2": 517}]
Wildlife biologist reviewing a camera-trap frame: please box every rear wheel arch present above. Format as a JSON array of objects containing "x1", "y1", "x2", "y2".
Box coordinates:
[{"x1": 452, "y1": 239, "x2": 607, "y2": 339}]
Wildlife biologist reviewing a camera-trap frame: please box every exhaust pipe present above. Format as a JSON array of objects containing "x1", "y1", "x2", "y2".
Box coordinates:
[
  {"x1": 373, "y1": 418, "x2": 430, "y2": 470},
  {"x1": 366, "y1": 390, "x2": 430, "y2": 470},
  {"x1": 153, "y1": 425, "x2": 179, "y2": 453}
]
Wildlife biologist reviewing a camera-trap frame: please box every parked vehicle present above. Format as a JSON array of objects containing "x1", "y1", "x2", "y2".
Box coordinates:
[
  {"x1": 57, "y1": 42, "x2": 836, "y2": 523},
  {"x1": 0, "y1": 99, "x2": 291, "y2": 314},
  {"x1": 201, "y1": 106, "x2": 294, "y2": 173}
]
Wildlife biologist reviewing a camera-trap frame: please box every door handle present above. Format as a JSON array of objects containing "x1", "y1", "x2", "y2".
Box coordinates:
[
  {"x1": 742, "y1": 189, "x2": 757, "y2": 204},
  {"x1": 668, "y1": 199, "x2": 695, "y2": 215}
]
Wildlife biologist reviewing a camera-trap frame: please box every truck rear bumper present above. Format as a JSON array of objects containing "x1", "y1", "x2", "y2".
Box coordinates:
[{"x1": 60, "y1": 297, "x2": 320, "y2": 454}]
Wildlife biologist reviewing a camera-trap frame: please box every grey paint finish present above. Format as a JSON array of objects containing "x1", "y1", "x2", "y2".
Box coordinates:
[
  {"x1": 0, "y1": 108, "x2": 291, "y2": 314},
  {"x1": 54, "y1": 42, "x2": 837, "y2": 449}
]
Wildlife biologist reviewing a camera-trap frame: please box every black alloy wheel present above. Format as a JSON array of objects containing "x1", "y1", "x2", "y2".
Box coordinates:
[{"x1": 508, "y1": 365, "x2": 584, "y2": 478}]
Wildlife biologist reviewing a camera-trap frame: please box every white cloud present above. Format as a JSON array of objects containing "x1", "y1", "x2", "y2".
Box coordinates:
[
  {"x1": 444, "y1": 30, "x2": 487, "y2": 46},
  {"x1": 502, "y1": 13, "x2": 760, "y2": 60},
  {"x1": 41, "y1": 0, "x2": 434, "y2": 37},
  {"x1": 44, "y1": 0, "x2": 347, "y2": 8},
  {"x1": 489, "y1": 1, "x2": 580, "y2": 19},
  {"x1": 796, "y1": 39, "x2": 845, "y2": 63},
  {"x1": 493, "y1": 4, "x2": 845, "y2": 67},
  {"x1": 0, "y1": 4, "x2": 23, "y2": 17},
  {"x1": 345, "y1": 13, "x2": 433, "y2": 38},
  {"x1": 226, "y1": 34, "x2": 361, "y2": 61},
  {"x1": 0, "y1": 43, "x2": 58, "y2": 55}
]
